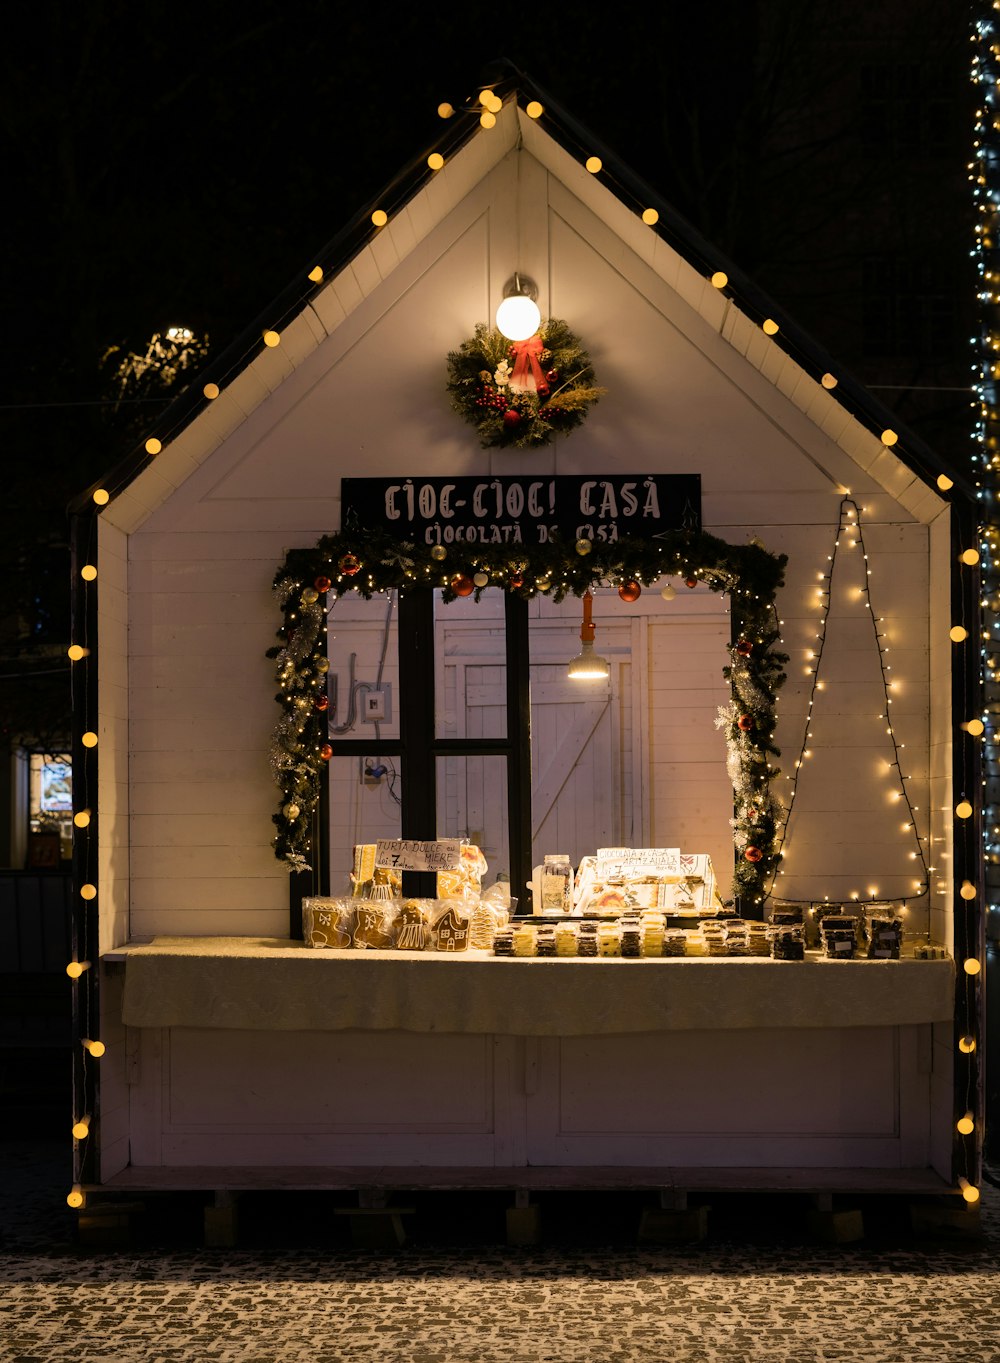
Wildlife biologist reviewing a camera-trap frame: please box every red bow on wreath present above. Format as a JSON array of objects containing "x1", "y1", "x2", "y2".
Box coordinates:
[{"x1": 509, "y1": 335, "x2": 549, "y2": 397}]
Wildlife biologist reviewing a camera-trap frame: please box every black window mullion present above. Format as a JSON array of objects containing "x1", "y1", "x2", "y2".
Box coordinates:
[
  {"x1": 505, "y1": 593, "x2": 532, "y2": 910},
  {"x1": 397, "y1": 589, "x2": 437, "y2": 896}
]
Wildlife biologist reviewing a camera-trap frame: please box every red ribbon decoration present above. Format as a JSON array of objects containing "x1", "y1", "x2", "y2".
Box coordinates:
[{"x1": 509, "y1": 335, "x2": 549, "y2": 396}]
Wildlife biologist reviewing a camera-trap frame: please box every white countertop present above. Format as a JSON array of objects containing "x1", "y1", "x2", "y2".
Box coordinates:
[{"x1": 113, "y1": 936, "x2": 957, "y2": 1035}]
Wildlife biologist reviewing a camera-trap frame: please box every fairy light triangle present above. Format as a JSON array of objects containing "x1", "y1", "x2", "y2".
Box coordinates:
[{"x1": 768, "y1": 497, "x2": 930, "y2": 912}]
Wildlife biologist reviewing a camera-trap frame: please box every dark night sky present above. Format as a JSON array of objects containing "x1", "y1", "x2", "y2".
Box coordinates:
[{"x1": 0, "y1": 1, "x2": 975, "y2": 708}]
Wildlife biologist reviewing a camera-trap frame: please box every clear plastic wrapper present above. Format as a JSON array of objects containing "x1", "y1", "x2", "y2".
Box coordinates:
[
  {"x1": 770, "y1": 924, "x2": 804, "y2": 960},
  {"x1": 302, "y1": 897, "x2": 355, "y2": 949},
  {"x1": 351, "y1": 900, "x2": 398, "y2": 949},
  {"x1": 865, "y1": 907, "x2": 903, "y2": 960},
  {"x1": 395, "y1": 899, "x2": 432, "y2": 950},
  {"x1": 819, "y1": 915, "x2": 857, "y2": 960},
  {"x1": 431, "y1": 899, "x2": 472, "y2": 952}
]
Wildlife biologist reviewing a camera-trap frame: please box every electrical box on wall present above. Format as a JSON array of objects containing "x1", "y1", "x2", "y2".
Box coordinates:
[{"x1": 362, "y1": 684, "x2": 392, "y2": 723}]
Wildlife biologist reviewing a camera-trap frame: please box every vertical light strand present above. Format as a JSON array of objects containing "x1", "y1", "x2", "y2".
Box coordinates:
[
  {"x1": 968, "y1": 2, "x2": 997, "y2": 1208},
  {"x1": 972, "y1": 4, "x2": 1000, "y2": 925}
]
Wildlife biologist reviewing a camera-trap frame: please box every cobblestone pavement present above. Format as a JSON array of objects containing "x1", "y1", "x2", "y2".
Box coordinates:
[{"x1": 3, "y1": 1138, "x2": 1000, "y2": 1363}]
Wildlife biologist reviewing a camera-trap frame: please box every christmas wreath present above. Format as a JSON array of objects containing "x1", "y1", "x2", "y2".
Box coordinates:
[{"x1": 446, "y1": 318, "x2": 605, "y2": 449}]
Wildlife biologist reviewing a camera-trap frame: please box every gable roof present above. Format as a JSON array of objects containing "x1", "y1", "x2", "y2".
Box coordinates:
[{"x1": 70, "y1": 61, "x2": 974, "y2": 524}]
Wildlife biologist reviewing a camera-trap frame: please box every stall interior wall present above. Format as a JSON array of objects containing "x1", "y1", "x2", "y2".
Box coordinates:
[
  {"x1": 111, "y1": 127, "x2": 945, "y2": 943},
  {"x1": 326, "y1": 589, "x2": 734, "y2": 896}
]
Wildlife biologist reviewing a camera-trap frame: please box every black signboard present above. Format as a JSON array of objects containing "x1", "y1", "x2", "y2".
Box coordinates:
[{"x1": 341, "y1": 475, "x2": 700, "y2": 547}]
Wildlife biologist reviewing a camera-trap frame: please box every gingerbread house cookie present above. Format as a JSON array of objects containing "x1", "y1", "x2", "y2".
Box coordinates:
[{"x1": 434, "y1": 902, "x2": 471, "y2": 952}]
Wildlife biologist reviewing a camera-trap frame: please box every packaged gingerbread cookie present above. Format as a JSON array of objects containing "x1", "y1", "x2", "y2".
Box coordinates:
[
  {"x1": 303, "y1": 897, "x2": 354, "y2": 949},
  {"x1": 395, "y1": 899, "x2": 431, "y2": 950},
  {"x1": 351, "y1": 901, "x2": 397, "y2": 950},
  {"x1": 432, "y1": 900, "x2": 472, "y2": 952}
]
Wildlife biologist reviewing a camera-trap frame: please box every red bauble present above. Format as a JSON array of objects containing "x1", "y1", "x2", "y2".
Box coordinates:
[
  {"x1": 510, "y1": 573, "x2": 524, "y2": 589},
  {"x1": 503, "y1": 409, "x2": 521, "y2": 429},
  {"x1": 685, "y1": 576, "x2": 698, "y2": 589},
  {"x1": 737, "y1": 714, "x2": 754, "y2": 732},
  {"x1": 319, "y1": 743, "x2": 333, "y2": 761},
  {"x1": 314, "y1": 575, "x2": 332, "y2": 592},
  {"x1": 537, "y1": 383, "x2": 550, "y2": 399},
  {"x1": 313, "y1": 695, "x2": 330, "y2": 712},
  {"x1": 618, "y1": 580, "x2": 642, "y2": 603},
  {"x1": 736, "y1": 639, "x2": 753, "y2": 657},
  {"x1": 451, "y1": 574, "x2": 475, "y2": 597},
  {"x1": 338, "y1": 553, "x2": 361, "y2": 576},
  {"x1": 546, "y1": 369, "x2": 559, "y2": 383},
  {"x1": 747, "y1": 807, "x2": 759, "y2": 820},
  {"x1": 744, "y1": 846, "x2": 763, "y2": 863}
]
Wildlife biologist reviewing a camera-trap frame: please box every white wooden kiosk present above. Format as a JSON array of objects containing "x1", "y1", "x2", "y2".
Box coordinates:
[{"x1": 69, "y1": 71, "x2": 983, "y2": 1236}]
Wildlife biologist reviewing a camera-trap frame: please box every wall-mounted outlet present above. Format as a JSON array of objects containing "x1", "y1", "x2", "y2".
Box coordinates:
[
  {"x1": 362, "y1": 760, "x2": 388, "y2": 786},
  {"x1": 362, "y1": 684, "x2": 391, "y2": 723}
]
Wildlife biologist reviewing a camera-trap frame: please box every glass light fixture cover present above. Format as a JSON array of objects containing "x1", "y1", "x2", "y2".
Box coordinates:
[
  {"x1": 568, "y1": 640, "x2": 610, "y2": 680},
  {"x1": 496, "y1": 274, "x2": 541, "y2": 341}
]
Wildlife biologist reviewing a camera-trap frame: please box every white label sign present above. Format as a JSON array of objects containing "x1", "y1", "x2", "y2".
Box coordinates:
[
  {"x1": 374, "y1": 839, "x2": 463, "y2": 871},
  {"x1": 595, "y1": 847, "x2": 682, "y2": 878}
]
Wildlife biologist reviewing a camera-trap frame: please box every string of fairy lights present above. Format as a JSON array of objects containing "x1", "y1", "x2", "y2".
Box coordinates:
[
  {"x1": 973, "y1": 6, "x2": 1000, "y2": 947},
  {"x1": 766, "y1": 498, "x2": 930, "y2": 913}
]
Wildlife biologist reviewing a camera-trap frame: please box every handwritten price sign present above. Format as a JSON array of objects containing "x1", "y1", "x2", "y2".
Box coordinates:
[
  {"x1": 595, "y1": 847, "x2": 681, "y2": 878},
  {"x1": 374, "y1": 839, "x2": 463, "y2": 872}
]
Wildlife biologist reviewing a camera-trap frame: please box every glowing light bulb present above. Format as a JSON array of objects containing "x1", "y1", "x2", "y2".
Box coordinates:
[
  {"x1": 959, "y1": 1035, "x2": 977, "y2": 1054},
  {"x1": 762, "y1": 318, "x2": 779, "y2": 335},
  {"x1": 262, "y1": 330, "x2": 280, "y2": 347},
  {"x1": 961, "y1": 548, "x2": 980, "y2": 565},
  {"x1": 957, "y1": 1111, "x2": 976, "y2": 1135},
  {"x1": 480, "y1": 111, "x2": 496, "y2": 129},
  {"x1": 81, "y1": 564, "x2": 97, "y2": 581},
  {"x1": 966, "y1": 719, "x2": 986, "y2": 735},
  {"x1": 82, "y1": 1039, "x2": 105, "y2": 1057},
  {"x1": 80, "y1": 883, "x2": 97, "y2": 900},
  {"x1": 956, "y1": 800, "x2": 974, "y2": 819},
  {"x1": 950, "y1": 626, "x2": 969, "y2": 642},
  {"x1": 437, "y1": 102, "x2": 454, "y2": 119},
  {"x1": 821, "y1": 373, "x2": 838, "y2": 389},
  {"x1": 67, "y1": 645, "x2": 88, "y2": 661},
  {"x1": 371, "y1": 209, "x2": 388, "y2": 227},
  {"x1": 144, "y1": 437, "x2": 162, "y2": 455},
  {"x1": 72, "y1": 1116, "x2": 90, "y2": 1140},
  {"x1": 958, "y1": 1177, "x2": 981, "y2": 1204},
  {"x1": 67, "y1": 1185, "x2": 85, "y2": 1209},
  {"x1": 585, "y1": 156, "x2": 602, "y2": 173},
  {"x1": 427, "y1": 152, "x2": 444, "y2": 171},
  {"x1": 307, "y1": 266, "x2": 323, "y2": 283},
  {"x1": 525, "y1": 101, "x2": 543, "y2": 118},
  {"x1": 203, "y1": 382, "x2": 220, "y2": 399},
  {"x1": 93, "y1": 489, "x2": 109, "y2": 506},
  {"x1": 711, "y1": 271, "x2": 728, "y2": 288},
  {"x1": 881, "y1": 429, "x2": 898, "y2": 446},
  {"x1": 937, "y1": 474, "x2": 954, "y2": 491},
  {"x1": 964, "y1": 957, "x2": 982, "y2": 976},
  {"x1": 82, "y1": 731, "x2": 98, "y2": 748}
]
